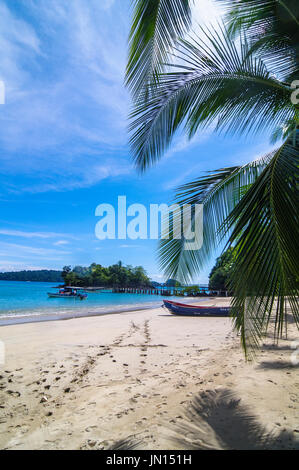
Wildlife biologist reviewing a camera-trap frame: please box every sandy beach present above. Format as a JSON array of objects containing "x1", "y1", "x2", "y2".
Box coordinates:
[{"x1": 0, "y1": 298, "x2": 298, "y2": 450}]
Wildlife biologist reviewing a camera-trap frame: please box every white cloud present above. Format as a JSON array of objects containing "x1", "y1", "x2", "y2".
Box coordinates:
[
  {"x1": 119, "y1": 244, "x2": 142, "y2": 248},
  {"x1": 0, "y1": 0, "x2": 131, "y2": 193},
  {"x1": 162, "y1": 168, "x2": 196, "y2": 191},
  {"x1": 0, "y1": 3, "x2": 40, "y2": 92},
  {"x1": 53, "y1": 240, "x2": 69, "y2": 246},
  {"x1": 163, "y1": 130, "x2": 211, "y2": 164},
  {"x1": 149, "y1": 273, "x2": 165, "y2": 282},
  {"x1": 0, "y1": 0, "x2": 226, "y2": 195},
  {"x1": 191, "y1": 0, "x2": 223, "y2": 29},
  {"x1": 0, "y1": 241, "x2": 71, "y2": 257},
  {"x1": 12, "y1": 159, "x2": 132, "y2": 193},
  {"x1": 0, "y1": 229, "x2": 76, "y2": 239},
  {"x1": 0, "y1": 262, "x2": 50, "y2": 272}
]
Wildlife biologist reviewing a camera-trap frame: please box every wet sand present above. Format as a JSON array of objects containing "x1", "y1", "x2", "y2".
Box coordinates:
[{"x1": 0, "y1": 298, "x2": 298, "y2": 450}]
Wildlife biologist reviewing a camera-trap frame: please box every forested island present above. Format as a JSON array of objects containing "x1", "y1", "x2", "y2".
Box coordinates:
[
  {"x1": 62, "y1": 262, "x2": 151, "y2": 287},
  {"x1": 0, "y1": 263, "x2": 151, "y2": 287},
  {"x1": 0, "y1": 270, "x2": 63, "y2": 282},
  {"x1": 0, "y1": 256, "x2": 230, "y2": 291}
]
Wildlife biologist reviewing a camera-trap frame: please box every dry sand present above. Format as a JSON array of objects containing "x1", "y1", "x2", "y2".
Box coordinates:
[{"x1": 0, "y1": 298, "x2": 298, "y2": 450}]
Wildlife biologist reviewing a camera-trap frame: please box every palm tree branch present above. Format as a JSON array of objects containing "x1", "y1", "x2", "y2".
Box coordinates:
[
  {"x1": 158, "y1": 152, "x2": 275, "y2": 282},
  {"x1": 223, "y1": 137, "x2": 299, "y2": 355},
  {"x1": 130, "y1": 65, "x2": 292, "y2": 170},
  {"x1": 129, "y1": 23, "x2": 295, "y2": 171},
  {"x1": 216, "y1": 0, "x2": 299, "y2": 81},
  {"x1": 277, "y1": 1, "x2": 299, "y2": 26},
  {"x1": 126, "y1": 0, "x2": 192, "y2": 99}
]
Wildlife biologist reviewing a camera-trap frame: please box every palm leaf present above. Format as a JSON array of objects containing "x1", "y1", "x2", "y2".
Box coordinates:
[
  {"x1": 159, "y1": 152, "x2": 274, "y2": 283},
  {"x1": 126, "y1": 2, "x2": 299, "y2": 355},
  {"x1": 126, "y1": 0, "x2": 192, "y2": 99},
  {"x1": 217, "y1": 0, "x2": 299, "y2": 82},
  {"x1": 129, "y1": 23, "x2": 295, "y2": 171},
  {"x1": 224, "y1": 134, "x2": 299, "y2": 356},
  {"x1": 159, "y1": 137, "x2": 299, "y2": 355}
]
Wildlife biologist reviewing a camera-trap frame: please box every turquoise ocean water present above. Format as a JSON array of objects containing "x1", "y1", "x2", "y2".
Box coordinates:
[{"x1": 0, "y1": 281, "x2": 177, "y2": 325}]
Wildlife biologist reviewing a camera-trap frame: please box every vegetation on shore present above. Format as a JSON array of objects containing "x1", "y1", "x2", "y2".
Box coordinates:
[
  {"x1": 0, "y1": 270, "x2": 63, "y2": 282},
  {"x1": 62, "y1": 262, "x2": 151, "y2": 288},
  {"x1": 209, "y1": 249, "x2": 234, "y2": 292}
]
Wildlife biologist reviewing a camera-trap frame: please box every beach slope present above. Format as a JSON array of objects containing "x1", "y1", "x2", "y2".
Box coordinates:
[{"x1": 0, "y1": 298, "x2": 298, "y2": 450}]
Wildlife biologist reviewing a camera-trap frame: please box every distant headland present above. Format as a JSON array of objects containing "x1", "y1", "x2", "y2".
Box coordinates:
[{"x1": 0, "y1": 270, "x2": 63, "y2": 282}]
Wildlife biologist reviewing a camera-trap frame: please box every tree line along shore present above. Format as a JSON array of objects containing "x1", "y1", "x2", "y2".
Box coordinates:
[{"x1": 0, "y1": 251, "x2": 233, "y2": 292}]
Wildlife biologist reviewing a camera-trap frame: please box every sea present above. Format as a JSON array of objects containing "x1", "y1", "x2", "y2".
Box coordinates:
[{"x1": 0, "y1": 281, "x2": 180, "y2": 326}]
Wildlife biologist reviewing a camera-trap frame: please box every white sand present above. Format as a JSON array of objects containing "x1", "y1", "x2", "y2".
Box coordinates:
[{"x1": 0, "y1": 298, "x2": 298, "y2": 450}]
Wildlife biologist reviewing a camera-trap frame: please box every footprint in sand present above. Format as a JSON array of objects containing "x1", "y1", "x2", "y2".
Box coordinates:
[
  {"x1": 6, "y1": 390, "x2": 21, "y2": 397},
  {"x1": 130, "y1": 398, "x2": 137, "y2": 404}
]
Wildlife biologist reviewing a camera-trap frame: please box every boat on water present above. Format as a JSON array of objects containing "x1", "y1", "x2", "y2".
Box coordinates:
[
  {"x1": 47, "y1": 287, "x2": 87, "y2": 300},
  {"x1": 163, "y1": 300, "x2": 231, "y2": 317}
]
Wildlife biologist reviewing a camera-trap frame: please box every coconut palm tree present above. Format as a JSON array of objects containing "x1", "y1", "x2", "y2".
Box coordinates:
[{"x1": 126, "y1": 0, "x2": 299, "y2": 355}]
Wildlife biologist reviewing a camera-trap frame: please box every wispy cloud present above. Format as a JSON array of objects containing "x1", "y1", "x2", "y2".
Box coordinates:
[
  {"x1": 191, "y1": 0, "x2": 223, "y2": 30},
  {"x1": 162, "y1": 129, "x2": 211, "y2": 165},
  {"x1": 0, "y1": 229, "x2": 77, "y2": 239},
  {"x1": 0, "y1": 0, "x2": 131, "y2": 193},
  {"x1": 162, "y1": 168, "x2": 197, "y2": 192},
  {"x1": 0, "y1": 261, "x2": 50, "y2": 272},
  {"x1": 0, "y1": 241, "x2": 71, "y2": 257},
  {"x1": 0, "y1": 2, "x2": 40, "y2": 92},
  {"x1": 53, "y1": 240, "x2": 69, "y2": 246},
  {"x1": 119, "y1": 244, "x2": 142, "y2": 249},
  {"x1": 17, "y1": 160, "x2": 132, "y2": 193}
]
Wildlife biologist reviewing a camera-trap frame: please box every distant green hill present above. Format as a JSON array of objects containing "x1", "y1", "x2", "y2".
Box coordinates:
[
  {"x1": 62, "y1": 262, "x2": 151, "y2": 288},
  {"x1": 0, "y1": 270, "x2": 63, "y2": 282}
]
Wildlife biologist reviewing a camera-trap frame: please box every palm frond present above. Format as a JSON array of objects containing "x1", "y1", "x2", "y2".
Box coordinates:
[
  {"x1": 217, "y1": 0, "x2": 299, "y2": 81},
  {"x1": 126, "y1": 0, "x2": 192, "y2": 99},
  {"x1": 159, "y1": 152, "x2": 274, "y2": 283},
  {"x1": 224, "y1": 135, "x2": 299, "y2": 356},
  {"x1": 270, "y1": 119, "x2": 298, "y2": 144},
  {"x1": 129, "y1": 23, "x2": 295, "y2": 171}
]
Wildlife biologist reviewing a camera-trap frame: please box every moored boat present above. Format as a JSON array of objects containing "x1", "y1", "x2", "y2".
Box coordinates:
[
  {"x1": 163, "y1": 300, "x2": 230, "y2": 316},
  {"x1": 47, "y1": 287, "x2": 87, "y2": 300}
]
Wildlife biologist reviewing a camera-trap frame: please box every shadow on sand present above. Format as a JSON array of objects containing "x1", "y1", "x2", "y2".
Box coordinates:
[
  {"x1": 108, "y1": 389, "x2": 298, "y2": 450},
  {"x1": 169, "y1": 389, "x2": 299, "y2": 450},
  {"x1": 257, "y1": 360, "x2": 299, "y2": 370},
  {"x1": 261, "y1": 344, "x2": 296, "y2": 351}
]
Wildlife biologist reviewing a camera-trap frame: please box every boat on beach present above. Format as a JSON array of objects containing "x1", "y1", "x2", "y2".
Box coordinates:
[
  {"x1": 47, "y1": 287, "x2": 87, "y2": 300},
  {"x1": 163, "y1": 299, "x2": 231, "y2": 316}
]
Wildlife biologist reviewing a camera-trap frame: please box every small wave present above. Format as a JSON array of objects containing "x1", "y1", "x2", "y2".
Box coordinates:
[{"x1": 0, "y1": 300, "x2": 166, "y2": 326}]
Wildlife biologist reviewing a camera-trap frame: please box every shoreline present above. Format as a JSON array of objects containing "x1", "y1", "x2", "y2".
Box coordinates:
[
  {"x1": 0, "y1": 297, "x2": 211, "y2": 327},
  {"x1": 0, "y1": 302, "x2": 164, "y2": 327},
  {"x1": 0, "y1": 299, "x2": 298, "y2": 450}
]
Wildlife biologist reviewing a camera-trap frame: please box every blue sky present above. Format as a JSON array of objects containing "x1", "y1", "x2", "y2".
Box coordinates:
[{"x1": 0, "y1": 0, "x2": 274, "y2": 282}]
